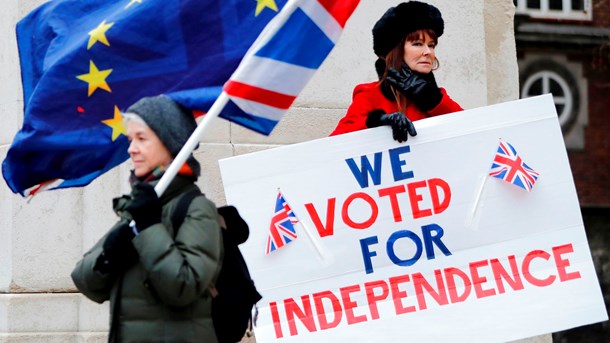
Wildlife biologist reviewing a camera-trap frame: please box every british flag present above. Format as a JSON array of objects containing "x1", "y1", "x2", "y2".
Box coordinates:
[
  {"x1": 266, "y1": 192, "x2": 300, "y2": 254},
  {"x1": 222, "y1": 0, "x2": 360, "y2": 135},
  {"x1": 489, "y1": 140, "x2": 540, "y2": 192}
]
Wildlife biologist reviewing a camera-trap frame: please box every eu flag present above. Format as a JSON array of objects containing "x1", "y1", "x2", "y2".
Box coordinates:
[{"x1": 3, "y1": 0, "x2": 288, "y2": 196}]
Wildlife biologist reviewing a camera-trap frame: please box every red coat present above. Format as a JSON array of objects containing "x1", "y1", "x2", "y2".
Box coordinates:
[{"x1": 330, "y1": 81, "x2": 463, "y2": 136}]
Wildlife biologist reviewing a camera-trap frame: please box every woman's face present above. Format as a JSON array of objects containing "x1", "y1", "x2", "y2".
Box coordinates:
[
  {"x1": 126, "y1": 120, "x2": 173, "y2": 177},
  {"x1": 403, "y1": 31, "x2": 436, "y2": 74}
]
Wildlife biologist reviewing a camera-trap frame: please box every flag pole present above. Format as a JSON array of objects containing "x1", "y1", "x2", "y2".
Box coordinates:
[
  {"x1": 154, "y1": 92, "x2": 229, "y2": 196},
  {"x1": 464, "y1": 174, "x2": 488, "y2": 229},
  {"x1": 154, "y1": 1, "x2": 301, "y2": 197},
  {"x1": 280, "y1": 189, "x2": 326, "y2": 261}
]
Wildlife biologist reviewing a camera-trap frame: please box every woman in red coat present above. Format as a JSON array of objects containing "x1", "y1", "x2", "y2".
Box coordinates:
[{"x1": 330, "y1": 1, "x2": 462, "y2": 142}]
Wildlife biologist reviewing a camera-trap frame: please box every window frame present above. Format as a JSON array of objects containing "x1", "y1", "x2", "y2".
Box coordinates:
[
  {"x1": 519, "y1": 59, "x2": 581, "y2": 133},
  {"x1": 514, "y1": 0, "x2": 592, "y2": 20}
]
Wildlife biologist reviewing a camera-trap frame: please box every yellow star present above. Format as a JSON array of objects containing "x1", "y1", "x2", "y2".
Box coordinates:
[
  {"x1": 76, "y1": 60, "x2": 113, "y2": 97},
  {"x1": 87, "y1": 20, "x2": 114, "y2": 49},
  {"x1": 255, "y1": 0, "x2": 278, "y2": 16},
  {"x1": 102, "y1": 106, "x2": 127, "y2": 141}
]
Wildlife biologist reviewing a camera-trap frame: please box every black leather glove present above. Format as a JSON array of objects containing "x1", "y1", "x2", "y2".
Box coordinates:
[
  {"x1": 218, "y1": 206, "x2": 249, "y2": 245},
  {"x1": 125, "y1": 182, "x2": 162, "y2": 232},
  {"x1": 94, "y1": 222, "x2": 138, "y2": 274},
  {"x1": 386, "y1": 63, "x2": 442, "y2": 112},
  {"x1": 366, "y1": 110, "x2": 417, "y2": 143}
]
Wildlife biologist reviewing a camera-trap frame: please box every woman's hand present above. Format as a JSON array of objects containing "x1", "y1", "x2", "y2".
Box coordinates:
[
  {"x1": 366, "y1": 109, "x2": 417, "y2": 143},
  {"x1": 386, "y1": 63, "x2": 442, "y2": 112},
  {"x1": 95, "y1": 222, "x2": 138, "y2": 275},
  {"x1": 125, "y1": 182, "x2": 162, "y2": 232}
]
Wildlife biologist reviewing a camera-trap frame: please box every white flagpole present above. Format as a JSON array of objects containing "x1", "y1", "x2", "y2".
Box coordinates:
[
  {"x1": 464, "y1": 174, "x2": 488, "y2": 229},
  {"x1": 465, "y1": 138, "x2": 502, "y2": 228},
  {"x1": 280, "y1": 189, "x2": 327, "y2": 261},
  {"x1": 154, "y1": 0, "x2": 301, "y2": 197}
]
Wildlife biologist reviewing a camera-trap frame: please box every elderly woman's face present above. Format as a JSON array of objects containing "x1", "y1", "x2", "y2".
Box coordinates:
[
  {"x1": 403, "y1": 31, "x2": 436, "y2": 74},
  {"x1": 126, "y1": 120, "x2": 172, "y2": 177}
]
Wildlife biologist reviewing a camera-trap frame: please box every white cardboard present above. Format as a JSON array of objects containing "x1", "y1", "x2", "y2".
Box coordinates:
[{"x1": 219, "y1": 94, "x2": 607, "y2": 342}]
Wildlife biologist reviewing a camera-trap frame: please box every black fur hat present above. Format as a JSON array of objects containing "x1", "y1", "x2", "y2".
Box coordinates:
[{"x1": 373, "y1": 1, "x2": 444, "y2": 57}]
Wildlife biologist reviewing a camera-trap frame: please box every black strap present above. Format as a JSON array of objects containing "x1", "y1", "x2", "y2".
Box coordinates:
[
  {"x1": 171, "y1": 189, "x2": 203, "y2": 238},
  {"x1": 108, "y1": 274, "x2": 123, "y2": 343}
]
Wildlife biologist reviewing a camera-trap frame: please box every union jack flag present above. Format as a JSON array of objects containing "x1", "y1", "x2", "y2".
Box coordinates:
[
  {"x1": 489, "y1": 140, "x2": 540, "y2": 191},
  {"x1": 266, "y1": 192, "x2": 299, "y2": 254},
  {"x1": 222, "y1": 0, "x2": 360, "y2": 135}
]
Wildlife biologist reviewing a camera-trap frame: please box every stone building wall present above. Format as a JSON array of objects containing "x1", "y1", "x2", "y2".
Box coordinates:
[{"x1": 0, "y1": 1, "x2": 552, "y2": 342}]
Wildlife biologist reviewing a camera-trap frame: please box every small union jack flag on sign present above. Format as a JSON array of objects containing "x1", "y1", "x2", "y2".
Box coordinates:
[
  {"x1": 489, "y1": 140, "x2": 540, "y2": 191},
  {"x1": 266, "y1": 192, "x2": 300, "y2": 254}
]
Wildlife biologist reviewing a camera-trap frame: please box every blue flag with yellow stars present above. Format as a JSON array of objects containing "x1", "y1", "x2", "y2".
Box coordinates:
[{"x1": 3, "y1": 0, "x2": 288, "y2": 196}]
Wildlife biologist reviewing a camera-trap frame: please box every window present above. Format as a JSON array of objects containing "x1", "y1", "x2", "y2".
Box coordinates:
[
  {"x1": 520, "y1": 60, "x2": 580, "y2": 133},
  {"x1": 514, "y1": 0, "x2": 591, "y2": 20}
]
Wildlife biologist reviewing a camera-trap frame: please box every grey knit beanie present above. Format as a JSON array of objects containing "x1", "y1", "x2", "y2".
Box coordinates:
[{"x1": 126, "y1": 95, "x2": 200, "y2": 176}]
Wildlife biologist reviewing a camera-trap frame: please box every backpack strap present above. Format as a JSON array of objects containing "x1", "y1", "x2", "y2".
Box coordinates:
[
  {"x1": 171, "y1": 188, "x2": 203, "y2": 238},
  {"x1": 170, "y1": 188, "x2": 222, "y2": 298}
]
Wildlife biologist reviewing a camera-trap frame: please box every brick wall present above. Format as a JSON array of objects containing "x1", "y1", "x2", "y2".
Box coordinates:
[
  {"x1": 564, "y1": 0, "x2": 610, "y2": 207},
  {"x1": 568, "y1": 62, "x2": 610, "y2": 207},
  {"x1": 593, "y1": 0, "x2": 610, "y2": 27}
]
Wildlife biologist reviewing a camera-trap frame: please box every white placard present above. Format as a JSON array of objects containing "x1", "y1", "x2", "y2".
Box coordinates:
[{"x1": 219, "y1": 94, "x2": 607, "y2": 342}]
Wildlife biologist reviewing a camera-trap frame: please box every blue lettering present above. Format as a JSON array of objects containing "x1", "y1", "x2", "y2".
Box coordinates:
[
  {"x1": 359, "y1": 236, "x2": 379, "y2": 274},
  {"x1": 422, "y1": 224, "x2": 452, "y2": 260},
  {"x1": 389, "y1": 146, "x2": 414, "y2": 182},
  {"x1": 345, "y1": 152, "x2": 383, "y2": 188},
  {"x1": 387, "y1": 230, "x2": 422, "y2": 267},
  {"x1": 358, "y1": 225, "x2": 452, "y2": 274}
]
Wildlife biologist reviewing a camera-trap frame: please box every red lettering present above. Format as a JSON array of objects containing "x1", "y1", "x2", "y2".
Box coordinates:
[
  {"x1": 285, "y1": 295, "x2": 317, "y2": 336},
  {"x1": 407, "y1": 181, "x2": 432, "y2": 219},
  {"x1": 428, "y1": 178, "x2": 451, "y2": 215},
  {"x1": 522, "y1": 250, "x2": 555, "y2": 287},
  {"x1": 270, "y1": 301, "x2": 283, "y2": 338},
  {"x1": 364, "y1": 280, "x2": 389, "y2": 320},
  {"x1": 490, "y1": 256, "x2": 524, "y2": 293},
  {"x1": 270, "y1": 243, "x2": 583, "y2": 336},
  {"x1": 412, "y1": 271, "x2": 448, "y2": 310},
  {"x1": 377, "y1": 185, "x2": 406, "y2": 222},
  {"x1": 444, "y1": 267, "x2": 471, "y2": 303},
  {"x1": 469, "y1": 260, "x2": 496, "y2": 298},
  {"x1": 313, "y1": 291, "x2": 342, "y2": 330},
  {"x1": 340, "y1": 285, "x2": 367, "y2": 324},
  {"x1": 304, "y1": 198, "x2": 336, "y2": 237},
  {"x1": 553, "y1": 244, "x2": 581, "y2": 282},
  {"x1": 389, "y1": 274, "x2": 416, "y2": 314},
  {"x1": 342, "y1": 193, "x2": 378, "y2": 229}
]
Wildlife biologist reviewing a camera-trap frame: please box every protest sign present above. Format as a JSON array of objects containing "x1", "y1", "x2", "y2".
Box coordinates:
[{"x1": 219, "y1": 94, "x2": 608, "y2": 342}]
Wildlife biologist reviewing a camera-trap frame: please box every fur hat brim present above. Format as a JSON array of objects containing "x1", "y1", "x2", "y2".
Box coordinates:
[{"x1": 373, "y1": 1, "x2": 444, "y2": 57}]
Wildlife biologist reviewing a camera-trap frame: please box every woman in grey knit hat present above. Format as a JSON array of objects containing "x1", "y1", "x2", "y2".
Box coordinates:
[{"x1": 72, "y1": 95, "x2": 223, "y2": 343}]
